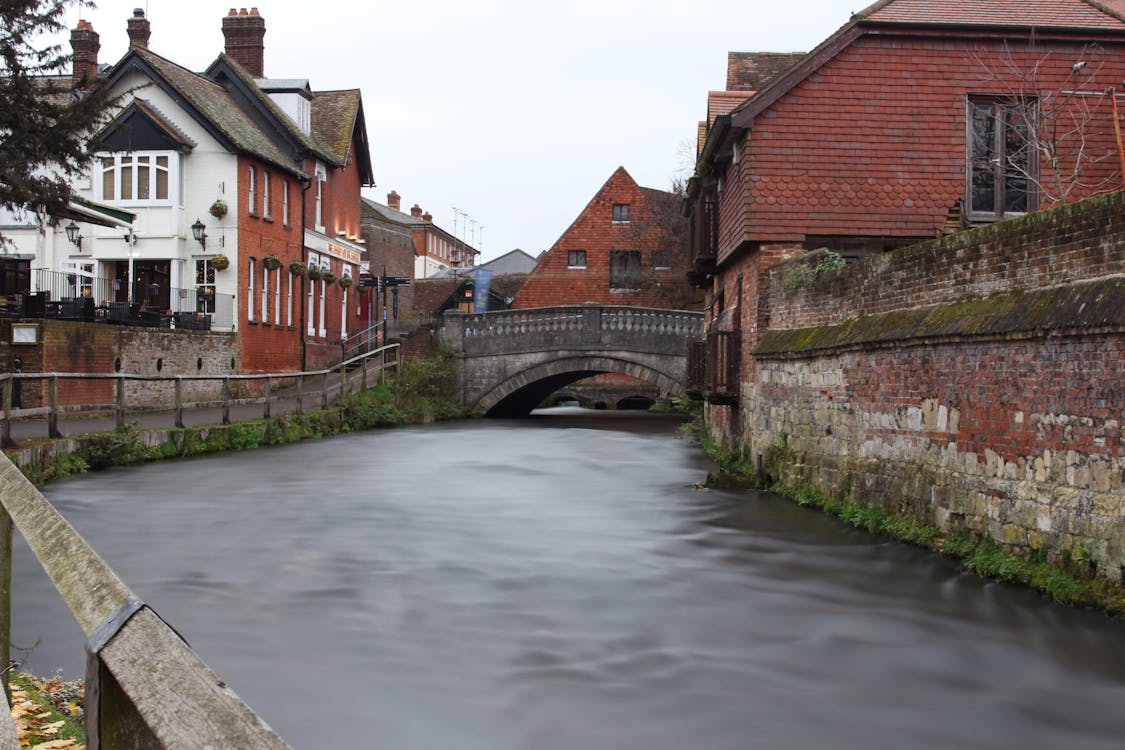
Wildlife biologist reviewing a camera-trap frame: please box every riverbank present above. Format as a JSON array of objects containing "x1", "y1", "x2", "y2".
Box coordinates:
[
  {"x1": 10, "y1": 671, "x2": 85, "y2": 747},
  {"x1": 4, "y1": 348, "x2": 467, "y2": 485},
  {"x1": 697, "y1": 429, "x2": 1125, "y2": 616}
]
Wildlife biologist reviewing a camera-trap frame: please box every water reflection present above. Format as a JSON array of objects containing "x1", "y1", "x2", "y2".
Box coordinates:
[{"x1": 12, "y1": 408, "x2": 1125, "y2": 749}]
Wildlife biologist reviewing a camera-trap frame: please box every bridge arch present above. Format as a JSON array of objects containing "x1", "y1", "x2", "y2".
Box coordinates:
[{"x1": 474, "y1": 354, "x2": 684, "y2": 417}]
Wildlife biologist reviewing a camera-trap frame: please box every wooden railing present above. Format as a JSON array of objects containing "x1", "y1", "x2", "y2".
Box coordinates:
[
  {"x1": 0, "y1": 345, "x2": 403, "y2": 747},
  {"x1": 0, "y1": 344, "x2": 400, "y2": 447}
]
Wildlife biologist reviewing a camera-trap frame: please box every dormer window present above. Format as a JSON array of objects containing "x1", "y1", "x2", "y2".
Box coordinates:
[
  {"x1": 97, "y1": 152, "x2": 175, "y2": 204},
  {"x1": 612, "y1": 204, "x2": 630, "y2": 223}
]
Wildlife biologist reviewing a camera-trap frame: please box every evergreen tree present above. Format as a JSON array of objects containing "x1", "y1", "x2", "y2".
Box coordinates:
[{"x1": 0, "y1": 0, "x2": 113, "y2": 231}]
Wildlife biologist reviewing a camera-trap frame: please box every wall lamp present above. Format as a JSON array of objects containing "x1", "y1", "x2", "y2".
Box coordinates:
[
  {"x1": 65, "y1": 220, "x2": 83, "y2": 249},
  {"x1": 191, "y1": 218, "x2": 208, "y2": 249}
]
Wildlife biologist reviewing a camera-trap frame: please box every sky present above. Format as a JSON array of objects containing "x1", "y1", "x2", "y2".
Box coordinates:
[{"x1": 46, "y1": 0, "x2": 864, "y2": 261}]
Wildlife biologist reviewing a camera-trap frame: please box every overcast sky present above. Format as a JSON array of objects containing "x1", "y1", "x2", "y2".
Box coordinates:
[{"x1": 50, "y1": 0, "x2": 862, "y2": 260}]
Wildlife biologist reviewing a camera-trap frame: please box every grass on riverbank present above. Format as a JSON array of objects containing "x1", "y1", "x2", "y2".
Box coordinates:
[
  {"x1": 698, "y1": 431, "x2": 1125, "y2": 617},
  {"x1": 9, "y1": 671, "x2": 85, "y2": 747}
]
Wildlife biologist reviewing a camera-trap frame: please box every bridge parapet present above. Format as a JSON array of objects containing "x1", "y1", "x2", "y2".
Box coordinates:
[{"x1": 442, "y1": 305, "x2": 704, "y2": 356}]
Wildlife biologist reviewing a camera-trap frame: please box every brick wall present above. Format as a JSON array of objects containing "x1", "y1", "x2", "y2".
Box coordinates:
[{"x1": 725, "y1": 191, "x2": 1125, "y2": 581}]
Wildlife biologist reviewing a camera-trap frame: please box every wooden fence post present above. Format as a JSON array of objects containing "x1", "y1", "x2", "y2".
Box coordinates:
[
  {"x1": 174, "y1": 377, "x2": 184, "y2": 429},
  {"x1": 47, "y1": 376, "x2": 60, "y2": 439},
  {"x1": 115, "y1": 378, "x2": 125, "y2": 431},
  {"x1": 263, "y1": 376, "x2": 272, "y2": 420},
  {"x1": 222, "y1": 377, "x2": 231, "y2": 425},
  {"x1": 320, "y1": 372, "x2": 328, "y2": 409}
]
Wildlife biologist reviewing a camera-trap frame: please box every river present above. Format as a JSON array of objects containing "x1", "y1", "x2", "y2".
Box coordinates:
[{"x1": 12, "y1": 408, "x2": 1125, "y2": 749}]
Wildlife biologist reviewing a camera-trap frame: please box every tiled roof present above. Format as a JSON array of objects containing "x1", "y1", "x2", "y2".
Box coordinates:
[
  {"x1": 726, "y1": 52, "x2": 805, "y2": 91},
  {"x1": 858, "y1": 0, "x2": 1125, "y2": 29},
  {"x1": 312, "y1": 89, "x2": 361, "y2": 165},
  {"x1": 708, "y1": 91, "x2": 752, "y2": 126},
  {"x1": 361, "y1": 198, "x2": 422, "y2": 227},
  {"x1": 211, "y1": 54, "x2": 339, "y2": 165},
  {"x1": 126, "y1": 48, "x2": 306, "y2": 178}
]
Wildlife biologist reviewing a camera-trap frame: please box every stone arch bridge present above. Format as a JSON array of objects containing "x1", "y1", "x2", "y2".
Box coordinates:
[{"x1": 439, "y1": 306, "x2": 705, "y2": 416}]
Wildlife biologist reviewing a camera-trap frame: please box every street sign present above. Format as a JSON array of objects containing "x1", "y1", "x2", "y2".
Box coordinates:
[{"x1": 384, "y1": 276, "x2": 412, "y2": 287}]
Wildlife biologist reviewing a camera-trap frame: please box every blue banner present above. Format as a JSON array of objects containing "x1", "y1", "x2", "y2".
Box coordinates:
[{"x1": 473, "y1": 268, "x2": 493, "y2": 313}]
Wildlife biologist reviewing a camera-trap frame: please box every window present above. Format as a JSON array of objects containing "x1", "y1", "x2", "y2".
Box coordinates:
[
  {"x1": 314, "y1": 164, "x2": 326, "y2": 231},
  {"x1": 248, "y1": 166, "x2": 257, "y2": 215},
  {"x1": 651, "y1": 250, "x2": 671, "y2": 270},
  {"x1": 263, "y1": 171, "x2": 272, "y2": 219},
  {"x1": 287, "y1": 271, "x2": 294, "y2": 326},
  {"x1": 98, "y1": 152, "x2": 172, "y2": 203},
  {"x1": 247, "y1": 258, "x2": 256, "y2": 322},
  {"x1": 968, "y1": 97, "x2": 1036, "y2": 221},
  {"x1": 274, "y1": 264, "x2": 281, "y2": 324},
  {"x1": 612, "y1": 204, "x2": 630, "y2": 223},
  {"x1": 307, "y1": 273, "x2": 316, "y2": 336},
  {"x1": 318, "y1": 278, "x2": 327, "y2": 338},
  {"x1": 567, "y1": 250, "x2": 587, "y2": 269},
  {"x1": 195, "y1": 259, "x2": 216, "y2": 313},
  {"x1": 261, "y1": 265, "x2": 270, "y2": 323},
  {"x1": 610, "y1": 250, "x2": 642, "y2": 290},
  {"x1": 282, "y1": 180, "x2": 290, "y2": 225}
]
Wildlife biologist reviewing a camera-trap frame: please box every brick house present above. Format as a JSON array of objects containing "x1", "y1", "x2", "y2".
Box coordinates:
[
  {"x1": 360, "y1": 193, "x2": 417, "y2": 338},
  {"x1": 513, "y1": 167, "x2": 694, "y2": 310},
  {"x1": 685, "y1": 0, "x2": 1125, "y2": 428},
  {"x1": 40, "y1": 7, "x2": 372, "y2": 374}
]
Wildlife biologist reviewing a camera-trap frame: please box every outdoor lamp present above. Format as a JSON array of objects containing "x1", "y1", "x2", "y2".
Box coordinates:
[
  {"x1": 65, "y1": 220, "x2": 82, "y2": 249},
  {"x1": 191, "y1": 218, "x2": 207, "y2": 249}
]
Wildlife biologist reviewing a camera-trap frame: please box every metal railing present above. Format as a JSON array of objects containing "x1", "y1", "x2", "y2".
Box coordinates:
[
  {"x1": 30, "y1": 268, "x2": 235, "y2": 330},
  {"x1": 0, "y1": 344, "x2": 400, "y2": 446}
]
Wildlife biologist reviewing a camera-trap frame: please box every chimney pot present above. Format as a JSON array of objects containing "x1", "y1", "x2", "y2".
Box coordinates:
[
  {"x1": 387, "y1": 191, "x2": 401, "y2": 212},
  {"x1": 422, "y1": 211, "x2": 433, "y2": 223},
  {"x1": 410, "y1": 204, "x2": 423, "y2": 219}
]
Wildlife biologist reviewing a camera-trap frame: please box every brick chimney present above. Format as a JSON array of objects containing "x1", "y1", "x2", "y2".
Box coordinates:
[
  {"x1": 222, "y1": 7, "x2": 266, "y2": 77},
  {"x1": 387, "y1": 191, "x2": 401, "y2": 212},
  {"x1": 127, "y1": 8, "x2": 151, "y2": 49},
  {"x1": 70, "y1": 20, "x2": 100, "y2": 85},
  {"x1": 410, "y1": 204, "x2": 423, "y2": 219},
  {"x1": 422, "y1": 211, "x2": 433, "y2": 223}
]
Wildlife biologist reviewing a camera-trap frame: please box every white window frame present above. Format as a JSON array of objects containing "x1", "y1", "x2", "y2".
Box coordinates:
[
  {"x1": 287, "y1": 270, "x2": 294, "y2": 326},
  {"x1": 274, "y1": 264, "x2": 281, "y2": 323},
  {"x1": 307, "y1": 277, "x2": 316, "y2": 336},
  {"x1": 318, "y1": 278, "x2": 327, "y2": 338},
  {"x1": 247, "y1": 257, "x2": 256, "y2": 322},
  {"x1": 282, "y1": 180, "x2": 290, "y2": 225},
  {"x1": 261, "y1": 265, "x2": 270, "y2": 323},
  {"x1": 567, "y1": 249, "x2": 587, "y2": 269},
  {"x1": 248, "y1": 166, "x2": 257, "y2": 215},
  {"x1": 314, "y1": 163, "x2": 326, "y2": 232},
  {"x1": 263, "y1": 171, "x2": 272, "y2": 219},
  {"x1": 95, "y1": 151, "x2": 177, "y2": 205}
]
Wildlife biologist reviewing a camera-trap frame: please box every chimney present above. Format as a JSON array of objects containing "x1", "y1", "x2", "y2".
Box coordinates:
[
  {"x1": 70, "y1": 20, "x2": 100, "y2": 85},
  {"x1": 410, "y1": 204, "x2": 423, "y2": 219},
  {"x1": 422, "y1": 211, "x2": 433, "y2": 223},
  {"x1": 127, "y1": 8, "x2": 151, "y2": 49},
  {"x1": 222, "y1": 7, "x2": 266, "y2": 77},
  {"x1": 387, "y1": 191, "x2": 401, "y2": 212}
]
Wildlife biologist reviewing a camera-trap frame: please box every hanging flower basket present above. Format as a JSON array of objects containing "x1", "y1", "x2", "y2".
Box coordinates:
[
  {"x1": 288, "y1": 261, "x2": 307, "y2": 276},
  {"x1": 209, "y1": 200, "x2": 228, "y2": 219},
  {"x1": 307, "y1": 266, "x2": 323, "y2": 281},
  {"x1": 339, "y1": 275, "x2": 354, "y2": 289},
  {"x1": 211, "y1": 254, "x2": 230, "y2": 271},
  {"x1": 262, "y1": 254, "x2": 282, "y2": 271},
  {"x1": 321, "y1": 271, "x2": 338, "y2": 285}
]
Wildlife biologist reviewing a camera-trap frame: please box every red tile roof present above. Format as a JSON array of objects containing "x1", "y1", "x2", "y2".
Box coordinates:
[
  {"x1": 726, "y1": 52, "x2": 806, "y2": 91},
  {"x1": 859, "y1": 0, "x2": 1125, "y2": 30}
]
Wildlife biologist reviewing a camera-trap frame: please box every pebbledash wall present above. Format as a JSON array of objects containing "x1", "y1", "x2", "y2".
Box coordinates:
[{"x1": 729, "y1": 190, "x2": 1125, "y2": 581}]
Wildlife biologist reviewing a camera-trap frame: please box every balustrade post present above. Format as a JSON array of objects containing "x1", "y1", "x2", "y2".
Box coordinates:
[
  {"x1": 222, "y1": 377, "x2": 231, "y2": 425},
  {"x1": 581, "y1": 306, "x2": 602, "y2": 343},
  {"x1": 1, "y1": 378, "x2": 11, "y2": 449},
  {"x1": 47, "y1": 376, "x2": 60, "y2": 439},
  {"x1": 115, "y1": 377, "x2": 125, "y2": 431},
  {"x1": 174, "y1": 377, "x2": 184, "y2": 429}
]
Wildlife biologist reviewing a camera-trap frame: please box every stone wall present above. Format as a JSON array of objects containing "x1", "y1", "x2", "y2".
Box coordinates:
[{"x1": 738, "y1": 192, "x2": 1125, "y2": 581}]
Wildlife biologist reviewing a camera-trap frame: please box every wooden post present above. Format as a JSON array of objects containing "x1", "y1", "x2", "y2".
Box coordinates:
[
  {"x1": 340, "y1": 360, "x2": 348, "y2": 396},
  {"x1": 0, "y1": 509, "x2": 10, "y2": 705},
  {"x1": 296, "y1": 374, "x2": 304, "y2": 414},
  {"x1": 47, "y1": 376, "x2": 59, "y2": 439},
  {"x1": 263, "y1": 376, "x2": 272, "y2": 419},
  {"x1": 0, "y1": 378, "x2": 11, "y2": 449},
  {"x1": 222, "y1": 377, "x2": 231, "y2": 425},
  {"x1": 115, "y1": 378, "x2": 125, "y2": 431},
  {"x1": 174, "y1": 377, "x2": 184, "y2": 429},
  {"x1": 320, "y1": 372, "x2": 328, "y2": 409}
]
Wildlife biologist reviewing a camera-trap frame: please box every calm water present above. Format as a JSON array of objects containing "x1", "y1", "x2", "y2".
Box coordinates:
[{"x1": 13, "y1": 409, "x2": 1125, "y2": 749}]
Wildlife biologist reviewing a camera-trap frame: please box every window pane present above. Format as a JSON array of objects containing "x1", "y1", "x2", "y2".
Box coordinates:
[
  {"x1": 970, "y1": 103, "x2": 996, "y2": 214},
  {"x1": 568, "y1": 250, "x2": 586, "y2": 268},
  {"x1": 101, "y1": 157, "x2": 115, "y2": 200},
  {"x1": 156, "y1": 155, "x2": 169, "y2": 199},
  {"x1": 137, "y1": 163, "x2": 150, "y2": 199},
  {"x1": 610, "y1": 250, "x2": 641, "y2": 289},
  {"x1": 121, "y1": 161, "x2": 134, "y2": 200},
  {"x1": 1003, "y1": 106, "x2": 1030, "y2": 213}
]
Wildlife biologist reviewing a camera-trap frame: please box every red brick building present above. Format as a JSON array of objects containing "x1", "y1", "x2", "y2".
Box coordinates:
[
  {"x1": 686, "y1": 0, "x2": 1125, "y2": 430},
  {"x1": 513, "y1": 167, "x2": 694, "y2": 310}
]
